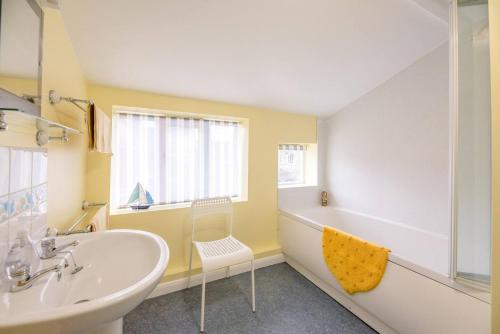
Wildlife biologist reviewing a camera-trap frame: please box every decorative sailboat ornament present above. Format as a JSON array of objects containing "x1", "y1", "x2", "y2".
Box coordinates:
[{"x1": 127, "y1": 182, "x2": 154, "y2": 210}]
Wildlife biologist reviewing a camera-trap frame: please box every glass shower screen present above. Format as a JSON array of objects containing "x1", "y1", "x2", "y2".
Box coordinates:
[{"x1": 453, "y1": 0, "x2": 492, "y2": 286}]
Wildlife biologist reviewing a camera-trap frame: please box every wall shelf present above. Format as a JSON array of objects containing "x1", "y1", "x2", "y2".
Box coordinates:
[{"x1": 0, "y1": 109, "x2": 81, "y2": 146}]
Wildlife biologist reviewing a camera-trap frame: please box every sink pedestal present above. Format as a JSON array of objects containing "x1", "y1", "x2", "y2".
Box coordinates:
[{"x1": 87, "y1": 318, "x2": 123, "y2": 334}]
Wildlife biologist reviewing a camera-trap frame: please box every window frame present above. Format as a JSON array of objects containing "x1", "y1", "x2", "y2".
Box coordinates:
[
  {"x1": 109, "y1": 105, "x2": 249, "y2": 215},
  {"x1": 278, "y1": 144, "x2": 309, "y2": 187}
]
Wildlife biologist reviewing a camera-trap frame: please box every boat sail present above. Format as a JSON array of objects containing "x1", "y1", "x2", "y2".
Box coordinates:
[{"x1": 127, "y1": 182, "x2": 154, "y2": 210}]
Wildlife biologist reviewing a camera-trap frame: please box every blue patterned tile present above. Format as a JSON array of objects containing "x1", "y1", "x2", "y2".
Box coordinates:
[
  {"x1": 0, "y1": 195, "x2": 11, "y2": 224},
  {"x1": 1, "y1": 147, "x2": 47, "y2": 253},
  {"x1": 32, "y1": 184, "x2": 47, "y2": 212},
  {"x1": 9, "y1": 190, "x2": 33, "y2": 219}
]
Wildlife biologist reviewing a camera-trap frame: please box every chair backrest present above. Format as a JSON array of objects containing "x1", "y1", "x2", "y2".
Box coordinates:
[{"x1": 191, "y1": 197, "x2": 234, "y2": 241}]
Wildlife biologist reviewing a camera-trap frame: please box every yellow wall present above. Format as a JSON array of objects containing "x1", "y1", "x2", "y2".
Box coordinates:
[
  {"x1": 0, "y1": 5, "x2": 317, "y2": 283},
  {"x1": 41, "y1": 8, "x2": 88, "y2": 230},
  {"x1": 490, "y1": 0, "x2": 500, "y2": 332},
  {"x1": 0, "y1": 7, "x2": 88, "y2": 231},
  {"x1": 0, "y1": 75, "x2": 37, "y2": 98},
  {"x1": 86, "y1": 84, "x2": 317, "y2": 279}
]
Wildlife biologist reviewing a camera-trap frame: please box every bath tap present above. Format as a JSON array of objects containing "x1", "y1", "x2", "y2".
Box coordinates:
[
  {"x1": 45, "y1": 211, "x2": 95, "y2": 237},
  {"x1": 8, "y1": 259, "x2": 68, "y2": 293},
  {"x1": 46, "y1": 225, "x2": 94, "y2": 236}
]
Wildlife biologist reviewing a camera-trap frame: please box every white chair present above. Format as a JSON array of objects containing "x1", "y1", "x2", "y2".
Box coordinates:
[{"x1": 187, "y1": 197, "x2": 255, "y2": 333}]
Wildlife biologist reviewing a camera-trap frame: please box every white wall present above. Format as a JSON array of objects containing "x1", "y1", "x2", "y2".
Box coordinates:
[{"x1": 324, "y1": 43, "x2": 450, "y2": 236}]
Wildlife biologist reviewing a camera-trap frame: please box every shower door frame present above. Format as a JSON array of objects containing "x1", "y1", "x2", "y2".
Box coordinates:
[{"x1": 449, "y1": 0, "x2": 492, "y2": 291}]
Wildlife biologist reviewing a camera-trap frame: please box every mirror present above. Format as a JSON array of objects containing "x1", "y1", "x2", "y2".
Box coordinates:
[{"x1": 0, "y1": 0, "x2": 42, "y2": 117}]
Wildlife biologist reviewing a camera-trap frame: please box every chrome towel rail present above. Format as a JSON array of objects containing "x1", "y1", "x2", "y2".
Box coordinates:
[
  {"x1": 49, "y1": 90, "x2": 94, "y2": 117},
  {"x1": 82, "y1": 200, "x2": 108, "y2": 210}
]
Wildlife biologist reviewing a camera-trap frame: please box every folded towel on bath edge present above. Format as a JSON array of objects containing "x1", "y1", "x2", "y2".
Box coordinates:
[{"x1": 322, "y1": 226, "x2": 390, "y2": 294}]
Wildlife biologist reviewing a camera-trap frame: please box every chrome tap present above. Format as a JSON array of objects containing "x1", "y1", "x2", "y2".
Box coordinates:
[
  {"x1": 7, "y1": 260, "x2": 68, "y2": 293},
  {"x1": 56, "y1": 250, "x2": 84, "y2": 275},
  {"x1": 41, "y1": 238, "x2": 79, "y2": 259},
  {"x1": 40, "y1": 238, "x2": 83, "y2": 274}
]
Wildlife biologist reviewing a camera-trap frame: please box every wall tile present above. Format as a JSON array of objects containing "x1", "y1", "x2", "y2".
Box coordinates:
[
  {"x1": 0, "y1": 148, "x2": 8, "y2": 197},
  {"x1": 33, "y1": 184, "x2": 47, "y2": 213},
  {"x1": 31, "y1": 184, "x2": 48, "y2": 241},
  {"x1": 8, "y1": 217, "x2": 32, "y2": 249},
  {"x1": 0, "y1": 147, "x2": 48, "y2": 278},
  {"x1": 0, "y1": 195, "x2": 9, "y2": 225},
  {"x1": 32, "y1": 151, "x2": 48, "y2": 187},
  {"x1": 10, "y1": 149, "x2": 32, "y2": 193},
  {"x1": 9, "y1": 189, "x2": 33, "y2": 219},
  {"x1": 8, "y1": 190, "x2": 33, "y2": 246},
  {"x1": 31, "y1": 213, "x2": 47, "y2": 243},
  {"x1": 0, "y1": 221, "x2": 8, "y2": 291}
]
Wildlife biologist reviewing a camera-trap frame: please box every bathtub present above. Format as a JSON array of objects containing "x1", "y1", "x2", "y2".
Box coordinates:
[{"x1": 278, "y1": 206, "x2": 490, "y2": 334}]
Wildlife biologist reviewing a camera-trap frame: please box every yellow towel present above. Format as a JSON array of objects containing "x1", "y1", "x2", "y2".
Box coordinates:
[{"x1": 322, "y1": 226, "x2": 390, "y2": 294}]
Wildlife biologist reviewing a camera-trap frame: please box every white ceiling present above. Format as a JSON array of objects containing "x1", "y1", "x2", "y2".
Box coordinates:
[{"x1": 60, "y1": 0, "x2": 448, "y2": 117}]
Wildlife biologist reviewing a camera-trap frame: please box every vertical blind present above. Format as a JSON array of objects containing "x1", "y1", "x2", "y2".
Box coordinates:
[
  {"x1": 111, "y1": 112, "x2": 243, "y2": 209},
  {"x1": 278, "y1": 144, "x2": 307, "y2": 151}
]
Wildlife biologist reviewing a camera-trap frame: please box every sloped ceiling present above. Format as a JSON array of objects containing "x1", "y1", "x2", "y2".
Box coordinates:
[{"x1": 60, "y1": 0, "x2": 448, "y2": 116}]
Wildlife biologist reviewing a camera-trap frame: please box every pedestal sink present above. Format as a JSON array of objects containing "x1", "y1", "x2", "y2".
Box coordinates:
[{"x1": 0, "y1": 229, "x2": 169, "y2": 334}]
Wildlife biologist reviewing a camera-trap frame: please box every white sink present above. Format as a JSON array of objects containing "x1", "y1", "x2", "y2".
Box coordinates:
[{"x1": 0, "y1": 229, "x2": 169, "y2": 334}]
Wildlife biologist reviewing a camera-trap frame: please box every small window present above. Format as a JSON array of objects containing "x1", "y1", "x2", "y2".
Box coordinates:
[{"x1": 278, "y1": 144, "x2": 307, "y2": 186}]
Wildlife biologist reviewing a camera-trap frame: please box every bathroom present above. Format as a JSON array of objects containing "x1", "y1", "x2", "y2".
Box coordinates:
[{"x1": 0, "y1": 0, "x2": 498, "y2": 333}]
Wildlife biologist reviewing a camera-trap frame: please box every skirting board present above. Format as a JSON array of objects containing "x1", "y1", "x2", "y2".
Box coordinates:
[
  {"x1": 285, "y1": 255, "x2": 397, "y2": 334},
  {"x1": 148, "y1": 253, "x2": 285, "y2": 299}
]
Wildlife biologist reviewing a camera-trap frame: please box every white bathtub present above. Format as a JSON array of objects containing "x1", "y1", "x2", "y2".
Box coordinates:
[{"x1": 278, "y1": 206, "x2": 490, "y2": 334}]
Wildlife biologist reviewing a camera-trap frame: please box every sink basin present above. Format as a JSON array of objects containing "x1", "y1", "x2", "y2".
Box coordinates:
[{"x1": 0, "y1": 229, "x2": 169, "y2": 334}]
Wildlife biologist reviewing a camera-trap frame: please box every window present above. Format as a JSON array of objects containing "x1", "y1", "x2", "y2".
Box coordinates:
[
  {"x1": 111, "y1": 109, "x2": 247, "y2": 211},
  {"x1": 278, "y1": 144, "x2": 307, "y2": 186}
]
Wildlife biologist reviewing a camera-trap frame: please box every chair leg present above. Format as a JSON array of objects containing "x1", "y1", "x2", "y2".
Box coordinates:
[
  {"x1": 187, "y1": 245, "x2": 193, "y2": 289},
  {"x1": 200, "y1": 272, "x2": 206, "y2": 333},
  {"x1": 251, "y1": 259, "x2": 255, "y2": 312}
]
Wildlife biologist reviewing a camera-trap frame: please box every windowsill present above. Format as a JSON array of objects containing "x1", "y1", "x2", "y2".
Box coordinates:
[
  {"x1": 278, "y1": 183, "x2": 318, "y2": 189},
  {"x1": 110, "y1": 197, "x2": 248, "y2": 216}
]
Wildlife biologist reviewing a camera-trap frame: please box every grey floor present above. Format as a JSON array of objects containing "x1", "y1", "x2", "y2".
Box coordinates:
[{"x1": 124, "y1": 263, "x2": 377, "y2": 334}]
